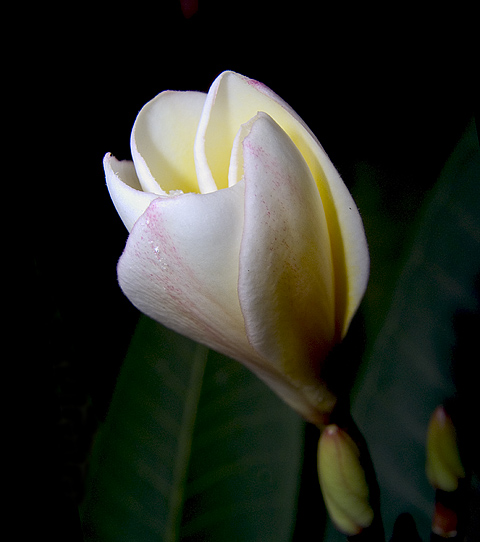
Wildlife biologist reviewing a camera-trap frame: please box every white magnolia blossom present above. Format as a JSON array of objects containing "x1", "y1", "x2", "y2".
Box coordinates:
[{"x1": 105, "y1": 71, "x2": 369, "y2": 426}]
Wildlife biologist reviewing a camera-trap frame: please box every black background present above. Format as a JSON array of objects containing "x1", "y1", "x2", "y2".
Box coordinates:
[{"x1": 23, "y1": 1, "x2": 476, "y2": 539}]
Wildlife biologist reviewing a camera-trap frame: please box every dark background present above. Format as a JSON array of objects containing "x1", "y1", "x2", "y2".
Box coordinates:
[{"x1": 24, "y1": 1, "x2": 476, "y2": 539}]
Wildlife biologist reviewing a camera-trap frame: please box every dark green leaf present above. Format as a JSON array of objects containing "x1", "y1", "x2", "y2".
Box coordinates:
[
  {"x1": 324, "y1": 119, "x2": 480, "y2": 541},
  {"x1": 81, "y1": 316, "x2": 304, "y2": 541}
]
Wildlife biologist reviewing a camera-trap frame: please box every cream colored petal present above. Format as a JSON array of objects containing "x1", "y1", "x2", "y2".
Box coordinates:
[
  {"x1": 196, "y1": 71, "x2": 369, "y2": 336},
  {"x1": 104, "y1": 153, "x2": 159, "y2": 232},
  {"x1": 116, "y1": 181, "x2": 257, "y2": 363},
  {"x1": 131, "y1": 90, "x2": 207, "y2": 195},
  {"x1": 238, "y1": 112, "x2": 335, "y2": 385}
]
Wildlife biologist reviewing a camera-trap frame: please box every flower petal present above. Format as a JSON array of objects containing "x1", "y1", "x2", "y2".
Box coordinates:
[
  {"x1": 238, "y1": 112, "x2": 335, "y2": 386},
  {"x1": 117, "y1": 181, "x2": 255, "y2": 363},
  {"x1": 195, "y1": 71, "x2": 369, "y2": 336},
  {"x1": 131, "y1": 90, "x2": 207, "y2": 195},
  {"x1": 104, "y1": 153, "x2": 159, "y2": 232}
]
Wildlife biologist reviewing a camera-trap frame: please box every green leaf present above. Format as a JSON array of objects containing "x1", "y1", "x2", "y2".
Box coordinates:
[
  {"x1": 324, "y1": 118, "x2": 480, "y2": 542},
  {"x1": 80, "y1": 316, "x2": 304, "y2": 541}
]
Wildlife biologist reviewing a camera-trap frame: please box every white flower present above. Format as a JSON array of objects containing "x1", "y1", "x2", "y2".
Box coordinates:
[{"x1": 105, "y1": 71, "x2": 369, "y2": 425}]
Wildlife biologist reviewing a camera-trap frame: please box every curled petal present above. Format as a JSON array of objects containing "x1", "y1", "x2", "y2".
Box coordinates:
[
  {"x1": 194, "y1": 71, "x2": 310, "y2": 193},
  {"x1": 131, "y1": 90, "x2": 207, "y2": 195},
  {"x1": 195, "y1": 71, "x2": 369, "y2": 336},
  {"x1": 117, "y1": 181, "x2": 255, "y2": 362},
  {"x1": 104, "y1": 154, "x2": 159, "y2": 232},
  {"x1": 238, "y1": 113, "x2": 335, "y2": 389}
]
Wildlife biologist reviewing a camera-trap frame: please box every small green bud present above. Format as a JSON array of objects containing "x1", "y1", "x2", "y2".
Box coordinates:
[
  {"x1": 317, "y1": 424, "x2": 374, "y2": 536},
  {"x1": 426, "y1": 405, "x2": 465, "y2": 491}
]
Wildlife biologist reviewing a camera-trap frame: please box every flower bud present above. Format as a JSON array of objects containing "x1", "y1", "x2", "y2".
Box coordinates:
[
  {"x1": 317, "y1": 425, "x2": 374, "y2": 535},
  {"x1": 431, "y1": 501, "x2": 459, "y2": 538},
  {"x1": 426, "y1": 405, "x2": 465, "y2": 491}
]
